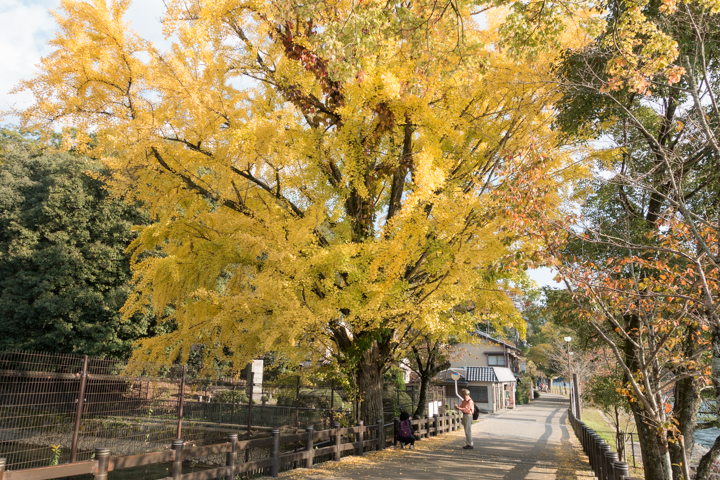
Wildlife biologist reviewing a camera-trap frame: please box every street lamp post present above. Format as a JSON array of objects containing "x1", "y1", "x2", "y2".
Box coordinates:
[
  {"x1": 564, "y1": 336, "x2": 573, "y2": 413},
  {"x1": 564, "y1": 336, "x2": 572, "y2": 377}
]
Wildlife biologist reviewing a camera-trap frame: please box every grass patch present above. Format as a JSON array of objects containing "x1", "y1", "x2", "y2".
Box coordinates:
[
  {"x1": 580, "y1": 408, "x2": 616, "y2": 446},
  {"x1": 580, "y1": 408, "x2": 644, "y2": 477}
]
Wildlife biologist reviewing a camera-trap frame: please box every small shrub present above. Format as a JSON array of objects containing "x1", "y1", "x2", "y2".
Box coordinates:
[
  {"x1": 50, "y1": 445, "x2": 61, "y2": 466},
  {"x1": 212, "y1": 389, "x2": 249, "y2": 404}
]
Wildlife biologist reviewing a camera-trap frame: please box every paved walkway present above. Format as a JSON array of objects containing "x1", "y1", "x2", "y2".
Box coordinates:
[{"x1": 282, "y1": 394, "x2": 595, "y2": 480}]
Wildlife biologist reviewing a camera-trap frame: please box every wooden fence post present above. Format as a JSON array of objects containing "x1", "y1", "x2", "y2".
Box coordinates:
[
  {"x1": 176, "y1": 366, "x2": 187, "y2": 439},
  {"x1": 295, "y1": 376, "x2": 301, "y2": 432},
  {"x1": 245, "y1": 377, "x2": 254, "y2": 464},
  {"x1": 70, "y1": 355, "x2": 88, "y2": 463},
  {"x1": 329, "y1": 380, "x2": 335, "y2": 427},
  {"x1": 393, "y1": 417, "x2": 399, "y2": 447},
  {"x1": 333, "y1": 422, "x2": 341, "y2": 461},
  {"x1": 305, "y1": 426, "x2": 314, "y2": 468},
  {"x1": 271, "y1": 429, "x2": 280, "y2": 478},
  {"x1": 93, "y1": 448, "x2": 109, "y2": 480},
  {"x1": 171, "y1": 440, "x2": 184, "y2": 480},
  {"x1": 613, "y1": 461, "x2": 629, "y2": 480},
  {"x1": 226, "y1": 434, "x2": 237, "y2": 480},
  {"x1": 606, "y1": 452, "x2": 619, "y2": 480},
  {"x1": 247, "y1": 378, "x2": 254, "y2": 440},
  {"x1": 433, "y1": 414, "x2": 438, "y2": 436},
  {"x1": 600, "y1": 443, "x2": 612, "y2": 480},
  {"x1": 356, "y1": 421, "x2": 364, "y2": 457},
  {"x1": 573, "y1": 373, "x2": 582, "y2": 421},
  {"x1": 588, "y1": 431, "x2": 599, "y2": 472},
  {"x1": 377, "y1": 419, "x2": 384, "y2": 450}
]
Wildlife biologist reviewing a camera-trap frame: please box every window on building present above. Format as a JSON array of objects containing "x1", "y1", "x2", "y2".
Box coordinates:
[
  {"x1": 487, "y1": 355, "x2": 506, "y2": 366},
  {"x1": 469, "y1": 386, "x2": 489, "y2": 404}
]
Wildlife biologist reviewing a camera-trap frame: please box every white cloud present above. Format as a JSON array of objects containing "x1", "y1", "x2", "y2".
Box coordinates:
[
  {"x1": 0, "y1": 0, "x2": 57, "y2": 117},
  {"x1": 1, "y1": 0, "x2": 168, "y2": 124},
  {"x1": 124, "y1": 0, "x2": 171, "y2": 50},
  {"x1": 527, "y1": 267, "x2": 561, "y2": 289}
]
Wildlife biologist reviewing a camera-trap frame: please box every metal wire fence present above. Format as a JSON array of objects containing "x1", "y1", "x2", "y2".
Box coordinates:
[
  {"x1": 0, "y1": 351, "x2": 437, "y2": 473},
  {"x1": 0, "y1": 351, "x2": 355, "y2": 471}
]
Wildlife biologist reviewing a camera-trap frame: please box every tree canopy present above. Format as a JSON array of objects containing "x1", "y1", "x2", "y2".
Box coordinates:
[
  {"x1": 17, "y1": 0, "x2": 584, "y2": 422},
  {"x1": 0, "y1": 129, "x2": 155, "y2": 358}
]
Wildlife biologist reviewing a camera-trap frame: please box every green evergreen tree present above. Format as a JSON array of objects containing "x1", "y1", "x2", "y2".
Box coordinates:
[{"x1": 0, "y1": 130, "x2": 155, "y2": 358}]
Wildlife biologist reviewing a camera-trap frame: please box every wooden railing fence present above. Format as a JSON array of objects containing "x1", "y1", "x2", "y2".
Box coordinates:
[
  {"x1": 0, "y1": 411, "x2": 462, "y2": 480},
  {"x1": 568, "y1": 408, "x2": 640, "y2": 480}
]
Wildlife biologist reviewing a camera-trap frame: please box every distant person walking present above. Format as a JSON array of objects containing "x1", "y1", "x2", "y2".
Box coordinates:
[{"x1": 454, "y1": 389, "x2": 475, "y2": 449}]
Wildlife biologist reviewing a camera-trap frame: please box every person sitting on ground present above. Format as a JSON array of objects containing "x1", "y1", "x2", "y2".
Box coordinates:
[
  {"x1": 397, "y1": 411, "x2": 416, "y2": 449},
  {"x1": 454, "y1": 389, "x2": 475, "y2": 449}
]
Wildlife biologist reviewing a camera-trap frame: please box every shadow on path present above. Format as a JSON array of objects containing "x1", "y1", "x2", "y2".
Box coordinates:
[{"x1": 279, "y1": 394, "x2": 594, "y2": 480}]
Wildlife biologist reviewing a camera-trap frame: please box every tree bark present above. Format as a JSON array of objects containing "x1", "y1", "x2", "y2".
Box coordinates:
[
  {"x1": 414, "y1": 373, "x2": 430, "y2": 418},
  {"x1": 697, "y1": 326, "x2": 720, "y2": 479},
  {"x1": 355, "y1": 341, "x2": 386, "y2": 426},
  {"x1": 613, "y1": 405, "x2": 626, "y2": 461},
  {"x1": 670, "y1": 323, "x2": 703, "y2": 480},
  {"x1": 624, "y1": 314, "x2": 673, "y2": 480},
  {"x1": 696, "y1": 435, "x2": 720, "y2": 480}
]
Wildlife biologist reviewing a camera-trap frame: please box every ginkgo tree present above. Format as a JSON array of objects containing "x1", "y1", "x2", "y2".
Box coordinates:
[{"x1": 17, "y1": 0, "x2": 581, "y2": 424}]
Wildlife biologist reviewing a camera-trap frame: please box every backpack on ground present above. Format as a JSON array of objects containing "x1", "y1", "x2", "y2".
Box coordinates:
[
  {"x1": 472, "y1": 403, "x2": 480, "y2": 420},
  {"x1": 398, "y1": 419, "x2": 413, "y2": 437}
]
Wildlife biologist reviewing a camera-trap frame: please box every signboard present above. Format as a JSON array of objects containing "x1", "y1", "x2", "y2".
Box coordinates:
[{"x1": 428, "y1": 400, "x2": 442, "y2": 417}]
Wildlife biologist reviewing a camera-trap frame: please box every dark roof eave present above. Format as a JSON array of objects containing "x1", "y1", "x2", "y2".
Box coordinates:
[{"x1": 473, "y1": 331, "x2": 521, "y2": 351}]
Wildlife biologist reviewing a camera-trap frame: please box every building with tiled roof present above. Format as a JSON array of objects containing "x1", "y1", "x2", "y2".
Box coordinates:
[{"x1": 434, "y1": 332, "x2": 524, "y2": 413}]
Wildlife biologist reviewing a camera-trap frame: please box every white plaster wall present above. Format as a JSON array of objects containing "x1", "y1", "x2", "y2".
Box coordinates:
[{"x1": 449, "y1": 342, "x2": 507, "y2": 367}]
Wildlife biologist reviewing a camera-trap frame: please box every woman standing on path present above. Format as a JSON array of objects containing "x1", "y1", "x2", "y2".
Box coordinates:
[{"x1": 454, "y1": 389, "x2": 474, "y2": 449}]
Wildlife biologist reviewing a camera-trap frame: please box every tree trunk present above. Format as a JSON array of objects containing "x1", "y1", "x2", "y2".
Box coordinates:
[
  {"x1": 670, "y1": 323, "x2": 703, "y2": 480},
  {"x1": 414, "y1": 373, "x2": 430, "y2": 418},
  {"x1": 639, "y1": 405, "x2": 673, "y2": 479},
  {"x1": 629, "y1": 403, "x2": 673, "y2": 480},
  {"x1": 613, "y1": 405, "x2": 626, "y2": 461},
  {"x1": 355, "y1": 342, "x2": 385, "y2": 426},
  {"x1": 624, "y1": 313, "x2": 673, "y2": 480},
  {"x1": 697, "y1": 326, "x2": 720, "y2": 479},
  {"x1": 409, "y1": 339, "x2": 449, "y2": 419}
]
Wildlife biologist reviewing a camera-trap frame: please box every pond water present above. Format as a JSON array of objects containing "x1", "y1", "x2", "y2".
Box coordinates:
[
  {"x1": 694, "y1": 401, "x2": 719, "y2": 448},
  {"x1": 695, "y1": 428, "x2": 720, "y2": 448}
]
